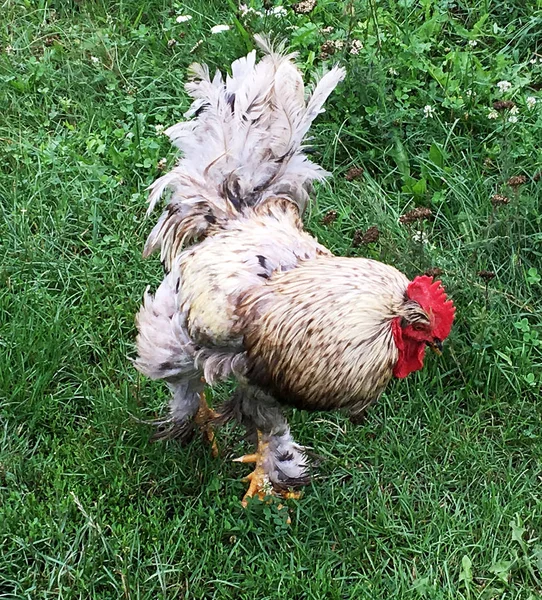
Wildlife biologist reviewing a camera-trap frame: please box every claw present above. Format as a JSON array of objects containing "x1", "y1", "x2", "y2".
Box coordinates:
[
  {"x1": 232, "y1": 453, "x2": 260, "y2": 464},
  {"x1": 232, "y1": 432, "x2": 274, "y2": 506},
  {"x1": 241, "y1": 465, "x2": 272, "y2": 507},
  {"x1": 280, "y1": 489, "x2": 302, "y2": 501},
  {"x1": 195, "y1": 392, "x2": 219, "y2": 457}
]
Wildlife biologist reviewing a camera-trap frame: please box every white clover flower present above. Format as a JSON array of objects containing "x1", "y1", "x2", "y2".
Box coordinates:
[
  {"x1": 90, "y1": 55, "x2": 100, "y2": 64},
  {"x1": 526, "y1": 96, "x2": 537, "y2": 109},
  {"x1": 176, "y1": 14, "x2": 192, "y2": 23},
  {"x1": 5, "y1": 45, "x2": 14, "y2": 55},
  {"x1": 509, "y1": 105, "x2": 519, "y2": 115},
  {"x1": 412, "y1": 230, "x2": 429, "y2": 244},
  {"x1": 423, "y1": 105, "x2": 435, "y2": 118},
  {"x1": 267, "y1": 6, "x2": 287, "y2": 17},
  {"x1": 497, "y1": 80, "x2": 512, "y2": 93},
  {"x1": 529, "y1": 57, "x2": 538, "y2": 64},
  {"x1": 321, "y1": 26, "x2": 335, "y2": 34},
  {"x1": 261, "y1": 474, "x2": 273, "y2": 494},
  {"x1": 508, "y1": 115, "x2": 518, "y2": 123},
  {"x1": 468, "y1": 40, "x2": 478, "y2": 47},
  {"x1": 350, "y1": 39, "x2": 363, "y2": 55},
  {"x1": 240, "y1": 4, "x2": 263, "y2": 17},
  {"x1": 487, "y1": 109, "x2": 499, "y2": 119},
  {"x1": 157, "y1": 158, "x2": 167, "y2": 170},
  {"x1": 332, "y1": 39, "x2": 344, "y2": 50},
  {"x1": 388, "y1": 67, "x2": 398, "y2": 76},
  {"x1": 210, "y1": 24, "x2": 230, "y2": 34},
  {"x1": 155, "y1": 124, "x2": 165, "y2": 135},
  {"x1": 465, "y1": 89, "x2": 476, "y2": 97}
]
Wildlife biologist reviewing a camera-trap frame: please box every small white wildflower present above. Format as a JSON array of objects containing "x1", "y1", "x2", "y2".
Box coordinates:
[
  {"x1": 240, "y1": 4, "x2": 263, "y2": 17},
  {"x1": 5, "y1": 45, "x2": 14, "y2": 55},
  {"x1": 261, "y1": 474, "x2": 273, "y2": 495},
  {"x1": 293, "y1": 0, "x2": 316, "y2": 13},
  {"x1": 157, "y1": 158, "x2": 167, "y2": 170},
  {"x1": 350, "y1": 39, "x2": 363, "y2": 55},
  {"x1": 468, "y1": 40, "x2": 478, "y2": 47},
  {"x1": 412, "y1": 230, "x2": 429, "y2": 244},
  {"x1": 90, "y1": 55, "x2": 99, "y2": 64},
  {"x1": 509, "y1": 105, "x2": 519, "y2": 115},
  {"x1": 155, "y1": 124, "x2": 165, "y2": 135},
  {"x1": 487, "y1": 109, "x2": 499, "y2": 119},
  {"x1": 321, "y1": 26, "x2": 335, "y2": 34},
  {"x1": 529, "y1": 57, "x2": 538, "y2": 64},
  {"x1": 497, "y1": 80, "x2": 512, "y2": 93},
  {"x1": 267, "y1": 6, "x2": 287, "y2": 17},
  {"x1": 210, "y1": 24, "x2": 230, "y2": 34},
  {"x1": 388, "y1": 67, "x2": 398, "y2": 76},
  {"x1": 167, "y1": 39, "x2": 177, "y2": 48},
  {"x1": 423, "y1": 105, "x2": 435, "y2": 118},
  {"x1": 332, "y1": 39, "x2": 344, "y2": 50},
  {"x1": 175, "y1": 14, "x2": 192, "y2": 23},
  {"x1": 508, "y1": 115, "x2": 518, "y2": 123},
  {"x1": 526, "y1": 96, "x2": 537, "y2": 109},
  {"x1": 465, "y1": 89, "x2": 476, "y2": 97},
  {"x1": 21, "y1": 208, "x2": 27, "y2": 214}
]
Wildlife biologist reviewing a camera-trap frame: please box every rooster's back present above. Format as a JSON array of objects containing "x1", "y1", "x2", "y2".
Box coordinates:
[{"x1": 135, "y1": 38, "x2": 344, "y2": 387}]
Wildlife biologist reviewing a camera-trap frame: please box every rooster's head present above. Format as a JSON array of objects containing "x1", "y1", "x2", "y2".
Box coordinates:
[{"x1": 392, "y1": 276, "x2": 455, "y2": 378}]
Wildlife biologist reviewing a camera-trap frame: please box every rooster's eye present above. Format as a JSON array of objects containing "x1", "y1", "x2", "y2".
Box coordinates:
[{"x1": 412, "y1": 323, "x2": 428, "y2": 332}]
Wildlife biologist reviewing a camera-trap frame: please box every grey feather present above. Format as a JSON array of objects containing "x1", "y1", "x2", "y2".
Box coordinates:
[{"x1": 143, "y1": 37, "x2": 345, "y2": 266}]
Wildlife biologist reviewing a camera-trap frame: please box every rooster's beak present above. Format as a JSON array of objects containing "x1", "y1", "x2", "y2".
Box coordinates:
[{"x1": 428, "y1": 338, "x2": 443, "y2": 356}]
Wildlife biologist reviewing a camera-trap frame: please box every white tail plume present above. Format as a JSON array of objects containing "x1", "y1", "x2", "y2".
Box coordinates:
[{"x1": 144, "y1": 36, "x2": 345, "y2": 261}]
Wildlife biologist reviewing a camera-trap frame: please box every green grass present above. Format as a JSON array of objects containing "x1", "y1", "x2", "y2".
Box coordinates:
[{"x1": 1, "y1": 0, "x2": 542, "y2": 598}]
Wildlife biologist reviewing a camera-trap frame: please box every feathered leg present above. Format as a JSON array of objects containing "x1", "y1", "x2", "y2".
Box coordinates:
[
  {"x1": 219, "y1": 386, "x2": 309, "y2": 505},
  {"x1": 151, "y1": 377, "x2": 202, "y2": 442},
  {"x1": 134, "y1": 277, "x2": 219, "y2": 451}
]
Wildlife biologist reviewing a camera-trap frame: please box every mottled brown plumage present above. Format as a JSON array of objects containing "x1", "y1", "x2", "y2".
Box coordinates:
[{"x1": 134, "y1": 38, "x2": 455, "y2": 499}]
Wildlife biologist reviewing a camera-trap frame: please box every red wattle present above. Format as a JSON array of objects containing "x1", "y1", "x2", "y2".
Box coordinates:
[{"x1": 391, "y1": 317, "x2": 426, "y2": 378}]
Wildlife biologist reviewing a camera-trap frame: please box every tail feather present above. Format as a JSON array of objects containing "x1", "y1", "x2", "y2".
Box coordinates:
[
  {"x1": 144, "y1": 37, "x2": 345, "y2": 265},
  {"x1": 299, "y1": 67, "x2": 348, "y2": 144}
]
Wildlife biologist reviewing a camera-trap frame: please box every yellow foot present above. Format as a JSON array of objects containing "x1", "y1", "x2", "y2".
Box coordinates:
[
  {"x1": 233, "y1": 431, "x2": 272, "y2": 507},
  {"x1": 194, "y1": 392, "x2": 219, "y2": 458},
  {"x1": 281, "y1": 489, "x2": 302, "y2": 501},
  {"x1": 233, "y1": 431, "x2": 301, "y2": 507}
]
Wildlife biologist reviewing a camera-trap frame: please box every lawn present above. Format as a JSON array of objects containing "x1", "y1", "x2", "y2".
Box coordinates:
[{"x1": 1, "y1": 0, "x2": 541, "y2": 598}]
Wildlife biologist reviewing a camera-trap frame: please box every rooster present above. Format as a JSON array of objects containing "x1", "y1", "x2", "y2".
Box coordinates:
[{"x1": 135, "y1": 37, "x2": 455, "y2": 505}]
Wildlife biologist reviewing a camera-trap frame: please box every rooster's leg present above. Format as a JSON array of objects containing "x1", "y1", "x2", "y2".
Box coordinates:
[
  {"x1": 194, "y1": 391, "x2": 219, "y2": 457},
  {"x1": 150, "y1": 378, "x2": 202, "y2": 442},
  {"x1": 228, "y1": 386, "x2": 309, "y2": 506},
  {"x1": 233, "y1": 431, "x2": 272, "y2": 507}
]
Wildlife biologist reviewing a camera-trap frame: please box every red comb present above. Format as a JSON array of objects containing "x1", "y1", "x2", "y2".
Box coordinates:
[{"x1": 407, "y1": 275, "x2": 456, "y2": 340}]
